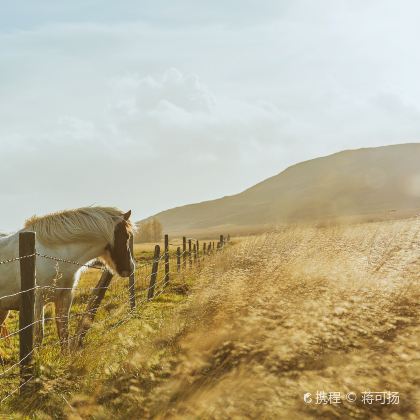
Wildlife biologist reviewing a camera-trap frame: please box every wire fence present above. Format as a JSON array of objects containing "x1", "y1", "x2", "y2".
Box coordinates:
[{"x1": 0, "y1": 234, "x2": 229, "y2": 404}]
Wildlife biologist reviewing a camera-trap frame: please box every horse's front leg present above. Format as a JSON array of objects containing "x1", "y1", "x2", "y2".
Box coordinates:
[
  {"x1": 34, "y1": 290, "x2": 45, "y2": 347},
  {"x1": 54, "y1": 290, "x2": 73, "y2": 352}
]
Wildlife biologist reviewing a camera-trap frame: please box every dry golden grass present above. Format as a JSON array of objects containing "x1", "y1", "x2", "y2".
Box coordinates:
[
  {"x1": 3, "y1": 220, "x2": 420, "y2": 419},
  {"x1": 75, "y1": 220, "x2": 419, "y2": 418}
]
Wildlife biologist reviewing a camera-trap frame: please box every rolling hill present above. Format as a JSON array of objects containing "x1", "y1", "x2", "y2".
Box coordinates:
[{"x1": 143, "y1": 143, "x2": 420, "y2": 236}]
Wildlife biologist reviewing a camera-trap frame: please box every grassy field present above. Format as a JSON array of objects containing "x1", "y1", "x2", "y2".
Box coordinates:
[
  {"x1": 1, "y1": 222, "x2": 419, "y2": 418},
  {"x1": 0, "y1": 239, "x2": 199, "y2": 416}
]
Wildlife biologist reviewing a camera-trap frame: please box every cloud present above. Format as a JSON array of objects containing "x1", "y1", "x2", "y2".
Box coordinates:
[
  {"x1": 107, "y1": 68, "x2": 289, "y2": 162},
  {"x1": 0, "y1": 66, "x2": 290, "y2": 231},
  {"x1": 2, "y1": 1, "x2": 420, "y2": 230},
  {"x1": 111, "y1": 68, "x2": 215, "y2": 117}
]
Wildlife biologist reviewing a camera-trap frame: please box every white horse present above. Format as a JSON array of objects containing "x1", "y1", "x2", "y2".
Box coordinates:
[{"x1": 0, "y1": 206, "x2": 134, "y2": 349}]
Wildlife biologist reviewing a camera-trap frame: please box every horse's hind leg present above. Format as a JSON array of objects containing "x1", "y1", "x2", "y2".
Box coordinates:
[
  {"x1": 0, "y1": 310, "x2": 10, "y2": 342},
  {"x1": 55, "y1": 290, "x2": 73, "y2": 352}
]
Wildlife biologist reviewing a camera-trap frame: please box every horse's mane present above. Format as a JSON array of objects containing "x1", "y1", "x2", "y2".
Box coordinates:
[{"x1": 24, "y1": 206, "x2": 133, "y2": 245}]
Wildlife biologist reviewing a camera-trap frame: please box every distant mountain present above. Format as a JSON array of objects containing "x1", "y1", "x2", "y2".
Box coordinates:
[{"x1": 143, "y1": 143, "x2": 420, "y2": 236}]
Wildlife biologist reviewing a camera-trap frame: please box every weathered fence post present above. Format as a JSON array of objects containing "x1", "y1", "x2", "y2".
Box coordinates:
[
  {"x1": 188, "y1": 239, "x2": 192, "y2": 267},
  {"x1": 176, "y1": 247, "x2": 181, "y2": 272},
  {"x1": 183, "y1": 236, "x2": 187, "y2": 269},
  {"x1": 75, "y1": 269, "x2": 113, "y2": 348},
  {"x1": 128, "y1": 235, "x2": 135, "y2": 310},
  {"x1": 203, "y1": 243, "x2": 207, "y2": 258},
  {"x1": 196, "y1": 240, "x2": 199, "y2": 258},
  {"x1": 164, "y1": 234, "x2": 169, "y2": 285},
  {"x1": 193, "y1": 244, "x2": 197, "y2": 263},
  {"x1": 220, "y1": 235, "x2": 224, "y2": 247},
  {"x1": 19, "y1": 232, "x2": 36, "y2": 388},
  {"x1": 148, "y1": 245, "x2": 160, "y2": 300}
]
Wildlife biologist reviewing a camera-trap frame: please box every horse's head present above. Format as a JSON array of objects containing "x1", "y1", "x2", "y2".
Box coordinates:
[{"x1": 104, "y1": 210, "x2": 135, "y2": 277}]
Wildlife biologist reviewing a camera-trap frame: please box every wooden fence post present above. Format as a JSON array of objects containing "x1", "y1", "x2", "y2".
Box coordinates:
[
  {"x1": 75, "y1": 269, "x2": 113, "y2": 348},
  {"x1": 188, "y1": 239, "x2": 192, "y2": 267},
  {"x1": 176, "y1": 247, "x2": 181, "y2": 272},
  {"x1": 148, "y1": 245, "x2": 160, "y2": 300},
  {"x1": 129, "y1": 235, "x2": 135, "y2": 310},
  {"x1": 164, "y1": 234, "x2": 169, "y2": 285},
  {"x1": 220, "y1": 235, "x2": 224, "y2": 247},
  {"x1": 183, "y1": 236, "x2": 187, "y2": 269},
  {"x1": 19, "y1": 232, "x2": 36, "y2": 388},
  {"x1": 196, "y1": 240, "x2": 199, "y2": 258},
  {"x1": 203, "y1": 243, "x2": 207, "y2": 257},
  {"x1": 193, "y1": 244, "x2": 197, "y2": 263}
]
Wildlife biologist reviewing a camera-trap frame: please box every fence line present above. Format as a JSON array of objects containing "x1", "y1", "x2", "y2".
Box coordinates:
[
  {"x1": 0, "y1": 232, "x2": 230, "y2": 403},
  {"x1": 0, "y1": 275, "x2": 167, "y2": 399}
]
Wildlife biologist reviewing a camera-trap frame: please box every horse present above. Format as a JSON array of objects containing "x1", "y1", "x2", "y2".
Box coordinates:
[{"x1": 0, "y1": 206, "x2": 134, "y2": 350}]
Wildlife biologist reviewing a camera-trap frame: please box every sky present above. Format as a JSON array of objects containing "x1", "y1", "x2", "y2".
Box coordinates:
[{"x1": 1, "y1": 0, "x2": 420, "y2": 231}]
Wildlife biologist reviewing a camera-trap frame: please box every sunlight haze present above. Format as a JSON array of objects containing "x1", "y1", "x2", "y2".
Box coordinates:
[{"x1": 1, "y1": 0, "x2": 420, "y2": 230}]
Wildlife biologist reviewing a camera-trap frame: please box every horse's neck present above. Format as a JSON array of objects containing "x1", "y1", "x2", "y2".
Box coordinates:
[
  {"x1": 41, "y1": 240, "x2": 106, "y2": 268},
  {"x1": 32, "y1": 240, "x2": 106, "y2": 290}
]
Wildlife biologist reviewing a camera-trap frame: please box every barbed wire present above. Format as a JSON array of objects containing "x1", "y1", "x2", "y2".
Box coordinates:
[
  {"x1": 0, "y1": 239, "x2": 231, "y2": 403},
  {"x1": 0, "y1": 256, "x2": 179, "y2": 345},
  {"x1": 92, "y1": 269, "x2": 172, "y2": 335},
  {"x1": 0, "y1": 349, "x2": 36, "y2": 379},
  {"x1": 0, "y1": 249, "x2": 218, "y2": 304},
  {"x1": 44, "y1": 274, "x2": 169, "y2": 352},
  {"x1": 0, "y1": 375, "x2": 34, "y2": 404},
  {"x1": 0, "y1": 287, "x2": 39, "y2": 302},
  {"x1": 0, "y1": 253, "x2": 37, "y2": 266},
  {"x1": 2, "y1": 255, "x2": 182, "y2": 342},
  {"x1": 0, "y1": 283, "x2": 139, "y2": 379},
  {"x1": 36, "y1": 253, "x2": 105, "y2": 271},
  {"x1": 0, "y1": 251, "x2": 174, "y2": 303}
]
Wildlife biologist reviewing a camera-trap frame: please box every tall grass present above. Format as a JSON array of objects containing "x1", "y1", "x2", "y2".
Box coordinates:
[{"x1": 3, "y1": 220, "x2": 420, "y2": 419}]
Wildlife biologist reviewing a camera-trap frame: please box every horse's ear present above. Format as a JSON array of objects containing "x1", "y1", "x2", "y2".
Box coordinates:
[{"x1": 123, "y1": 210, "x2": 132, "y2": 220}]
